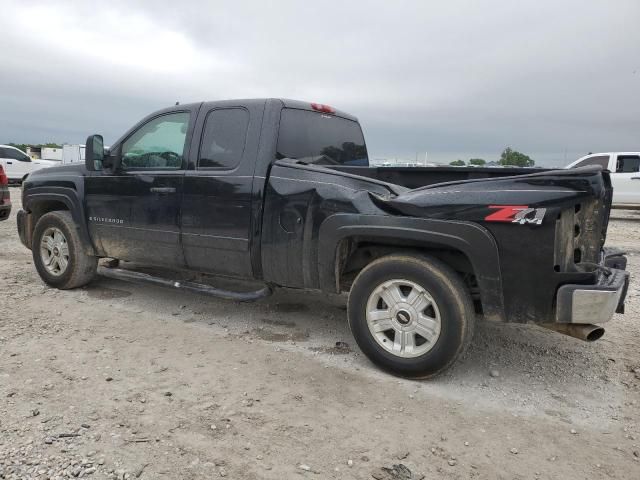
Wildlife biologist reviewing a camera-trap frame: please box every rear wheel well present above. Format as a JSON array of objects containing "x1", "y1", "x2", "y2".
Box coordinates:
[{"x1": 337, "y1": 239, "x2": 482, "y2": 313}]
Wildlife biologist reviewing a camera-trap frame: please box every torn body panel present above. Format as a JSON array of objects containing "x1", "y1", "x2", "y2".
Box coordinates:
[{"x1": 261, "y1": 163, "x2": 619, "y2": 324}]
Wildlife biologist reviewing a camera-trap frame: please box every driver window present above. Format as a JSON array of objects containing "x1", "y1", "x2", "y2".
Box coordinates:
[
  {"x1": 121, "y1": 112, "x2": 190, "y2": 170},
  {"x1": 17, "y1": 151, "x2": 31, "y2": 162}
]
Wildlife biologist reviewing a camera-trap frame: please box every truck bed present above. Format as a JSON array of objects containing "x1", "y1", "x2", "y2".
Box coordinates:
[{"x1": 331, "y1": 165, "x2": 550, "y2": 189}]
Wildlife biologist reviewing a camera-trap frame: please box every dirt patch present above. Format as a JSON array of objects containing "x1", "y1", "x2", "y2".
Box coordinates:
[
  {"x1": 261, "y1": 318, "x2": 297, "y2": 328},
  {"x1": 1, "y1": 188, "x2": 639, "y2": 480},
  {"x1": 272, "y1": 302, "x2": 309, "y2": 313},
  {"x1": 251, "y1": 327, "x2": 309, "y2": 342},
  {"x1": 310, "y1": 341, "x2": 353, "y2": 355},
  {"x1": 85, "y1": 286, "x2": 132, "y2": 300}
]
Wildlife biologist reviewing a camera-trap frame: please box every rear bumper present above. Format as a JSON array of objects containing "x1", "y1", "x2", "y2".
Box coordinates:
[{"x1": 556, "y1": 256, "x2": 629, "y2": 324}]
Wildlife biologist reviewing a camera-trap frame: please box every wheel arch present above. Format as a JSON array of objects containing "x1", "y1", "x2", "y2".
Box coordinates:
[
  {"x1": 23, "y1": 191, "x2": 94, "y2": 255},
  {"x1": 318, "y1": 214, "x2": 505, "y2": 322}
]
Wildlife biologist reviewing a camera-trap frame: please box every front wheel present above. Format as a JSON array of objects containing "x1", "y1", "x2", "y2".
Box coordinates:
[
  {"x1": 32, "y1": 211, "x2": 97, "y2": 289},
  {"x1": 347, "y1": 254, "x2": 474, "y2": 378}
]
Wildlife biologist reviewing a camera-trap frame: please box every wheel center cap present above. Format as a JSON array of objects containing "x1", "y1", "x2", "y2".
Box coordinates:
[
  {"x1": 396, "y1": 310, "x2": 412, "y2": 325},
  {"x1": 53, "y1": 246, "x2": 60, "y2": 255}
]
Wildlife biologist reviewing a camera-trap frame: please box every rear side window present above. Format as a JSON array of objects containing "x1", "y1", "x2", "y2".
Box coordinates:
[
  {"x1": 616, "y1": 155, "x2": 640, "y2": 173},
  {"x1": 573, "y1": 155, "x2": 609, "y2": 169},
  {"x1": 276, "y1": 109, "x2": 368, "y2": 166},
  {"x1": 198, "y1": 108, "x2": 249, "y2": 169}
]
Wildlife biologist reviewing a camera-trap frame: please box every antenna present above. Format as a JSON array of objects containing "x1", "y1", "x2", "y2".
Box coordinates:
[{"x1": 175, "y1": 101, "x2": 180, "y2": 106}]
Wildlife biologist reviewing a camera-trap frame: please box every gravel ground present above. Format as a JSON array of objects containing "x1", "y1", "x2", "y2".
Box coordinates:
[{"x1": 1, "y1": 187, "x2": 639, "y2": 479}]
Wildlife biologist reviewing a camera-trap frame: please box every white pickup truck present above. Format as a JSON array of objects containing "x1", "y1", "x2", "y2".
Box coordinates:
[
  {"x1": 0, "y1": 145, "x2": 59, "y2": 183},
  {"x1": 567, "y1": 152, "x2": 640, "y2": 208}
]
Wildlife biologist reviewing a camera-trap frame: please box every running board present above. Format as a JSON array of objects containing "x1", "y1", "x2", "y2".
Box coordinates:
[{"x1": 97, "y1": 266, "x2": 273, "y2": 302}]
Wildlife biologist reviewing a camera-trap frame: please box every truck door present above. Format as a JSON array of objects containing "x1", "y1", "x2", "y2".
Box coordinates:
[
  {"x1": 181, "y1": 102, "x2": 263, "y2": 277},
  {"x1": 612, "y1": 154, "x2": 640, "y2": 205},
  {"x1": 85, "y1": 111, "x2": 193, "y2": 266}
]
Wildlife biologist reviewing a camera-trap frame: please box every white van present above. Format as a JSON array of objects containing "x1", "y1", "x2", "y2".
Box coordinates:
[
  {"x1": 0, "y1": 145, "x2": 59, "y2": 183},
  {"x1": 567, "y1": 152, "x2": 640, "y2": 207}
]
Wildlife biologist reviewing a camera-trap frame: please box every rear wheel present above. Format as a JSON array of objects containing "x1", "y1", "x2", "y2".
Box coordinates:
[
  {"x1": 32, "y1": 211, "x2": 97, "y2": 289},
  {"x1": 347, "y1": 254, "x2": 474, "y2": 378}
]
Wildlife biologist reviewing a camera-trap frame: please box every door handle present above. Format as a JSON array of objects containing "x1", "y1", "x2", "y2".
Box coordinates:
[
  {"x1": 150, "y1": 187, "x2": 176, "y2": 193},
  {"x1": 632, "y1": 177, "x2": 640, "y2": 180},
  {"x1": 6, "y1": 161, "x2": 12, "y2": 165}
]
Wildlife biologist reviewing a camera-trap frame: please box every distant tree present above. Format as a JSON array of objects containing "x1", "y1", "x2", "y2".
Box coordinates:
[
  {"x1": 499, "y1": 147, "x2": 534, "y2": 167},
  {"x1": 468, "y1": 158, "x2": 486, "y2": 166},
  {"x1": 6, "y1": 142, "x2": 63, "y2": 152},
  {"x1": 449, "y1": 159, "x2": 466, "y2": 166},
  {"x1": 8, "y1": 143, "x2": 29, "y2": 152}
]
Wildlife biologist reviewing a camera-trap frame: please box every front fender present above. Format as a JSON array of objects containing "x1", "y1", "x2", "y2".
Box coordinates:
[
  {"x1": 318, "y1": 214, "x2": 505, "y2": 322},
  {"x1": 23, "y1": 187, "x2": 95, "y2": 255}
]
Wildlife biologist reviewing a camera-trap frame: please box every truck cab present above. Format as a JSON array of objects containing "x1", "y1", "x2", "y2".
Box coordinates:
[
  {"x1": 78, "y1": 99, "x2": 368, "y2": 278},
  {"x1": 568, "y1": 152, "x2": 640, "y2": 207}
]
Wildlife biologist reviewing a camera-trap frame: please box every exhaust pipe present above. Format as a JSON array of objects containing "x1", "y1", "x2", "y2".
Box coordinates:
[{"x1": 539, "y1": 323, "x2": 605, "y2": 342}]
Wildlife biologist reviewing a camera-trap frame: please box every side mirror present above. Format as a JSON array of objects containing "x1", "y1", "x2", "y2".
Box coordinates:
[{"x1": 85, "y1": 134, "x2": 104, "y2": 171}]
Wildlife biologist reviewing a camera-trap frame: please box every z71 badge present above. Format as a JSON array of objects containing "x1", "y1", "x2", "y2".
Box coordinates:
[{"x1": 485, "y1": 205, "x2": 547, "y2": 225}]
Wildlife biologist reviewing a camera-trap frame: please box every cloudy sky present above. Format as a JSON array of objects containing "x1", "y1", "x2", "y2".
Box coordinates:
[{"x1": 1, "y1": 0, "x2": 638, "y2": 166}]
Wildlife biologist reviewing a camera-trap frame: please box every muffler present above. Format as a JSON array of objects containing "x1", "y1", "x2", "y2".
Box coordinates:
[{"x1": 539, "y1": 323, "x2": 605, "y2": 342}]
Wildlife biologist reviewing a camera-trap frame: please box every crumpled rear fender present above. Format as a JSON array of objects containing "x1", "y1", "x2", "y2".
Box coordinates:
[{"x1": 318, "y1": 213, "x2": 505, "y2": 322}]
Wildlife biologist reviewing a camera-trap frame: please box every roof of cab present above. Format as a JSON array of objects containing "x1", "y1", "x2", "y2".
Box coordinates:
[
  {"x1": 278, "y1": 98, "x2": 358, "y2": 122},
  {"x1": 163, "y1": 98, "x2": 358, "y2": 122}
]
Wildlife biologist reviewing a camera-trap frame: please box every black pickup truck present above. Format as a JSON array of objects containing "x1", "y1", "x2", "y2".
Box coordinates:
[{"x1": 17, "y1": 99, "x2": 630, "y2": 378}]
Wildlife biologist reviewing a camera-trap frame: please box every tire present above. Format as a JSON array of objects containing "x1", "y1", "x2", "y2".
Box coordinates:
[
  {"x1": 347, "y1": 254, "x2": 475, "y2": 379},
  {"x1": 32, "y1": 211, "x2": 97, "y2": 289}
]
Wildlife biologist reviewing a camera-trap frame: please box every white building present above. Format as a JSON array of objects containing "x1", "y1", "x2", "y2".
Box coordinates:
[
  {"x1": 41, "y1": 147, "x2": 63, "y2": 161},
  {"x1": 62, "y1": 144, "x2": 86, "y2": 164}
]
